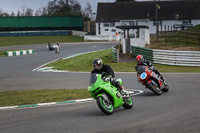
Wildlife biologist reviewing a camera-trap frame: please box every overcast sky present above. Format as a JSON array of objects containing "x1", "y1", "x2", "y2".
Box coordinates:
[{"x1": 0, "y1": 0, "x2": 152, "y2": 15}]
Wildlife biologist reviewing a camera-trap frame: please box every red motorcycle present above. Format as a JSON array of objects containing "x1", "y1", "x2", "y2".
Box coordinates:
[{"x1": 136, "y1": 65, "x2": 169, "y2": 95}]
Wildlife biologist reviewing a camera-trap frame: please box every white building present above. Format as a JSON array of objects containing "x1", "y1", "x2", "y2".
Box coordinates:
[{"x1": 96, "y1": 1, "x2": 200, "y2": 36}]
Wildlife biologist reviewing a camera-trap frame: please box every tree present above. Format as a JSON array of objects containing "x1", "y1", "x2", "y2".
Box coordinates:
[
  {"x1": 82, "y1": 1, "x2": 93, "y2": 20},
  {"x1": 35, "y1": 8, "x2": 42, "y2": 16},
  {"x1": 19, "y1": 5, "x2": 34, "y2": 16},
  {"x1": 42, "y1": 0, "x2": 82, "y2": 16},
  {"x1": 10, "y1": 11, "x2": 15, "y2": 16},
  {"x1": 25, "y1": 8, "x2": 34, "y2": 16}
]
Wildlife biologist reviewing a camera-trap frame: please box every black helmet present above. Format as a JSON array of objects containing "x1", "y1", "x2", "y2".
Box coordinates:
[{"x1": 93, "y1": 58, "x2": 103, "y2": 70}]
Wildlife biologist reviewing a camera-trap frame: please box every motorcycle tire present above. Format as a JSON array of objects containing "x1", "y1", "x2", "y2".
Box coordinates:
[
  {"x1": 97, "y1": 96, "x2": 113, "y2": 115},
  {"x1": 162, "y1": 83, "x2": 169, "y2": 92},
  {"x1": 122, "y1": 96, "x2": 133, "y2": 109},
  {"x1": 147, "y1": 82, "x2": 162, "y2": 95}
]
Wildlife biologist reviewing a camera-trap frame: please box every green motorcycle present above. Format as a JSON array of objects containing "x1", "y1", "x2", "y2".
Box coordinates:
[{"x1": 88, "y1": 73, "x2": 133, "y2": 115}]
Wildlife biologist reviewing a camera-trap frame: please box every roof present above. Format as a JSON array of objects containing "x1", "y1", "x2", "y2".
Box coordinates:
[{"x1": 96, "y1": 1, "x2": 200, "y2": 22}]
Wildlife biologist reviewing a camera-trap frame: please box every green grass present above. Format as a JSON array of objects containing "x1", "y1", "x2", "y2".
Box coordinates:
[
  {"x1": 0, "y1": 35, "x2": 84, "y2": 47},
  {"x1": 0, "y1": 51, "x2": 7, "y2": 57},
  {"x1": 46, "y1": 48, "x2": 200, "y2": 73},
  {"x1": 46, "y1": 49, "x2": 114, "y2": 71},
  {"x1": 0, "y1": 89, "x2": 91, "y2": 107}
]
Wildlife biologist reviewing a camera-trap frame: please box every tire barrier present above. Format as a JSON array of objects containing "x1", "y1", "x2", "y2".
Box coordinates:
[
  {"x1": 6, "y1": 49, "x2": 34, "y2": 56},
  {"x1": 131, "y1": 46, "x2": 153, "y2": 62},
  {"x1": 112, "y1": 46, "x2": 119, "y2": 63}
]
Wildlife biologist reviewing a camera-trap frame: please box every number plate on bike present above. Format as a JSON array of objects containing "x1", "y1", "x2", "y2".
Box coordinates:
[{"x1": 140, "y1": 72, "x2": 147, "y2": 80}]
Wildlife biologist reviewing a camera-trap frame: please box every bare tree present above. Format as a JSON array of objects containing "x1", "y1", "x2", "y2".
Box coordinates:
[
  {"x1": 10, "y1": 11, "x2": 15, "y2": 16},
  {"x1": 83, "y1": 1, "x2": 93, "y2": 19},
  {"x1": 1, "y1": 12, "x2": 9, "y2": 17},
  {"x1": 25, "y1": 8, "x2": 33, "y2": 16},
  {"x1": 20, "y1": 5, "x2": 26, "y2": 16},
  {"x1": 35, "y1": 8, "x2": 42, "y2": 16},
  {"x1": 18, "y1": 5, "x2": 33, "y2": 16}
]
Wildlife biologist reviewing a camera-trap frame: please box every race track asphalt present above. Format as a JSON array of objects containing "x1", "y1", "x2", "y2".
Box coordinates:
[{"x1": 0, "y1": 42, "x2": 200, "y2": 133}]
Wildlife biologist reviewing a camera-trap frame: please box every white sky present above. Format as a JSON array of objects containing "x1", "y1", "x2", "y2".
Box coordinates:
[{"x1": 0, "y1": 0, "x2": 152, "y2": 15}]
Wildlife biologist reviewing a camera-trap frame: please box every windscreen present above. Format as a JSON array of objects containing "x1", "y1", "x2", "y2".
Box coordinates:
[
  {"x1": 89, "y1": 73, "x2": 98, "y2": 85},
  {"x1": 137, "y1": 66, "x2": 147, "y2": 75}
]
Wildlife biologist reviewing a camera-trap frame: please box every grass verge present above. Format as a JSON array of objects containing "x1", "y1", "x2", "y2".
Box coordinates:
[
  {"x1": 45, "y1": 48, "x2": 200, "y2": 73},
  {"x1": 0, "y1": 35, "x2": 84, "y2": 47},
  {"x1": 0, "y1": 51, "x2": 7, "y2": 57},
  {"x1": 0, "y1": 89, "x2": 91, "y2": 107}
]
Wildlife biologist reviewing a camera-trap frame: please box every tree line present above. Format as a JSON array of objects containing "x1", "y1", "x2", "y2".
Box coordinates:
[
  {"x1": 0, "y1": 0, "x2": 93, "y2": 21},
  {"x1": 0, "y1": 0, "x2": 137, "y2": 20}
]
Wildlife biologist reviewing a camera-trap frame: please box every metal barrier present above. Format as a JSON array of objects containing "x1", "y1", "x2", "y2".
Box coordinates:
[
  {"x1": 131, "y1": 46, "x2": 200, "y2": 66},
  {"x1": 0, "y1": 30, "x2": 71, "y2": 37}
]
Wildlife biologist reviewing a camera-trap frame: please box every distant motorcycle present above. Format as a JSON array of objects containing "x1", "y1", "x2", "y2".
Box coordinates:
[
  {"x1": 136, "y1": 65, "x2": 169, "y2": 95},
  {"x1": 47, "y1": 43, "x2": 60, "y2": 54}
]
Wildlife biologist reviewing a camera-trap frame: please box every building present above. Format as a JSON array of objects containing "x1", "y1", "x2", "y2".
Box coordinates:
[{"x1": 96, "y1": 0, "x2": 200, "y2": 36}]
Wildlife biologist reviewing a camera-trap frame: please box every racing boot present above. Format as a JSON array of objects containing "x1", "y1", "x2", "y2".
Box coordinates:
[
  {"x1": 119, "y1": 86, "x2": 129, "y2": 97},
  {"x1": 161, "y1": 75, "x2": 167, "y2": 84}
]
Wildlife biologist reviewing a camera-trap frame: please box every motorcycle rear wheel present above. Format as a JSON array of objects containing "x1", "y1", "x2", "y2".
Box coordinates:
[
  {"x1": 147, "y1": 82, "x2": 162, "y2": 95},
  {"x1": 97, "y1": 96, "x2": 113, "y2": 115},
  {"x1": 123, "y1": 96, "x2": 133, "y2": 109}
]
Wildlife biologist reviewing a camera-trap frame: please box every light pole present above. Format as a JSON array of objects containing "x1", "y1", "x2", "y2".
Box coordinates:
[{"x1": 155, "y1": 4, "x2": 160, "y2": 34}]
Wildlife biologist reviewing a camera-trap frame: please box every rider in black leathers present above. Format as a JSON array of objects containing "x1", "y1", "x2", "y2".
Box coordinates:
[{"x1": 91, "y1": 58, "x2": 128, "y2": 96}]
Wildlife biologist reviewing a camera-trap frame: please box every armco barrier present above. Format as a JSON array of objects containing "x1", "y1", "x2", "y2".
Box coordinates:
[
  {"x1": 6, "y1": 49, "x2": 34, "y2": 56},
  {"x1": 0, "y1": 30, "x2": 71, "y2": 37},
  {"x1": 153, "y1": 49, "x2": 200, "y2": 66},
  {"x1": 131, "y1": 46, "x2": 200, "y2": 66}
]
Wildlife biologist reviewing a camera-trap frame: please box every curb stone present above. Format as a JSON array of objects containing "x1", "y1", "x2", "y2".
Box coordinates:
[
  {"x1": 6, "y1": 49, "x2": 34, "y2": 56},
  {"x1": 0, "y1": 90, "x2": 139, "y2": 110},
  {"x1": 0, "y1": 98, "x2": 94, "y2": 110}
]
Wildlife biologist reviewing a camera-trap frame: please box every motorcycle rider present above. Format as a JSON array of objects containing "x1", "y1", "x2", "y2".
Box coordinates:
[
  {"x1": 56, "y1": 42, "x2": 60, "y2": 47},
  {"x1": 135, "y1": 55, "x2": 166, "y2": 83},
  {"x1": 91, "y1": 58, "x2": 128, "y2": 96}
]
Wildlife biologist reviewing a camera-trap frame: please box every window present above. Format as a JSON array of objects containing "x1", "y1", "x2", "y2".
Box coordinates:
[
  {"x1": 153, "y1": 21, "x2": 160, "y2": 26},
  {"x1": 103, "y1": 22, "x2": 115, "y2": 27},
  {"x1": 130, "y1": 21, "x2": 138, "y2": 26},
  {"x1": 182, "y1": 20, "x2": 189, "y2": 24},
  {"x1": 104, "y1": 23, "x2": 110, "y2": 27},
  {"x1": 111, "y1": 29, "x2": 116, "y2": 32},
  {"x1": 110, "y1": 23, "x2": 115, "y2": 27}
]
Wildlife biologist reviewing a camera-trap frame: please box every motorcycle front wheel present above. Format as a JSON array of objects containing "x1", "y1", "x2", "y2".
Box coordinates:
[
  {"x1": 123, "y1": 96, "x2": 133, "y2": 109},
  {"x1": 147, "y1": 82, "x2": 162, "y2": 95},
  {"x1": 162, "y1": 83, "x2": 169, "y2": 92},
  {"x1": 97, "y1": 96, "x2": 113, "y2": 115}
]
